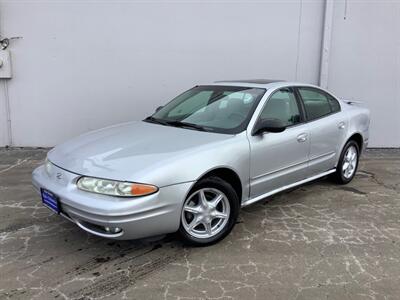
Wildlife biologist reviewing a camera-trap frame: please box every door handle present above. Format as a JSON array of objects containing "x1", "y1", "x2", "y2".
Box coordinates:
[
  {"x1": 338, "y1": 122, "x2": 346, "y2": 130},
  {"x1": 297, "y1": 133, "x2": 308, "y2": 143}
]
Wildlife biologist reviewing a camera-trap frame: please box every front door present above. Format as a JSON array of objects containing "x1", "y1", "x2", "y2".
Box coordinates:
[{"x1": 248, "y1": 87, "x2": 310, "y2": 199}]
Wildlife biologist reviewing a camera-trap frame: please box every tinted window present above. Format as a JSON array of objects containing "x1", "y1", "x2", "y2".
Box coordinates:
[
  {"x1": 328, "y1": 94, "x2": 341, "y2": 113},
  {"x1": 259, "y1": 88, "x2": 301, "y2": 127},
  {"x1": 298, "y1": 88, "x2": 332, "y2": 120}
]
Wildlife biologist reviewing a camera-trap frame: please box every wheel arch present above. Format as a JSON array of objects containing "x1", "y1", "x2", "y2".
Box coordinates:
[
  {"x1": 194, "y1": 167, "x2": 243, "y2": 202},
  {"x1": 347, "y1": 132, "x2": 364, "y2": 153}
]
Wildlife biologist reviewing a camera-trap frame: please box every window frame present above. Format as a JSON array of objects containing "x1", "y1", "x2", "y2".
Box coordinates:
[
  {"x1": 294, "y1": 86, "x2": 341, "y2": 122},
  {"x1": 252, "y1": 86, "x2": 306, "y2": 135}
]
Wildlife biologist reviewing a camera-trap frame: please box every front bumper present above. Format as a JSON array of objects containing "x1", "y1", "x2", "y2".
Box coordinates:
[{"x1": 32, "y1": 164, "x2": 193, "y2": 240}]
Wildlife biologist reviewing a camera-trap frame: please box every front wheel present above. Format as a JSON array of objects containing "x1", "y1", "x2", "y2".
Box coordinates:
[
  {"x1": 179, "y1": 176, "x2": 239, "y2": 246},
  {"x1": 332, "y1": 140, "x2": 360, "y2": 184}
]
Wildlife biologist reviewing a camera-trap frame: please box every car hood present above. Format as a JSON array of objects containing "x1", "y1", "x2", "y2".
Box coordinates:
[{"x1": 48, "y1": 121, "x2": 234, "y2": 183}]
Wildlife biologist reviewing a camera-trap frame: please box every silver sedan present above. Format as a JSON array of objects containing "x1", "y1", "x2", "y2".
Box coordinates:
[{"x1": 32, "y1": 79, "x2": 370, "y2": 246}]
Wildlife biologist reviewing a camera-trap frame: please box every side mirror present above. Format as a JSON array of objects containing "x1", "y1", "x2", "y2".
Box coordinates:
[
  {"x1": 155, "y1": 106, "x2": 163, "y2": 112},
  {"x1": 252, "y1": 119, "x2": 286, "y2": 135}
]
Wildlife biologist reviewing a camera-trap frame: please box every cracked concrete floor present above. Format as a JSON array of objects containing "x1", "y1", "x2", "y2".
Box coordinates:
[{"x1": 0, "y1": 148, "x2": 399, "y2": 300}]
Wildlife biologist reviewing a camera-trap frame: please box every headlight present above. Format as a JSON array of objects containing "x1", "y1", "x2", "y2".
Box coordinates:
[{"x1": 76, "y1": 177, "x2": 158, "y2": 197}]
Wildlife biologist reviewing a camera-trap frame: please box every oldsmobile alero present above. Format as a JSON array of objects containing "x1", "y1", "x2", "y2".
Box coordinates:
[{"x1": 32, "y1": 79, "x2": 370, "y2": 246}]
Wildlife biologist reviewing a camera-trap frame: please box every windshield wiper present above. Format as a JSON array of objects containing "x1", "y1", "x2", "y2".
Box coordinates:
[
  {"x1": 145, "y1": 117, "x2": 207, "y2": 132},
  {"x1": 165, "y1": 120, "x2": 207, "y2": 132},
  {"x1": 144, "y1": 116, "x2": 168, "y2": 125}
]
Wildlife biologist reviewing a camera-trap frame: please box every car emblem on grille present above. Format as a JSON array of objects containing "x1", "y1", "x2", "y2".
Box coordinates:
[{"x1": 56, "y1": 172, "x2": 62, "y2": 180}]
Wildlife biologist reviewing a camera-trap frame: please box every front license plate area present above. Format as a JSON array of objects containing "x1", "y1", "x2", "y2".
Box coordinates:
[{"x1": 41, "y1": 188, "x2": 60, "y2": 214}]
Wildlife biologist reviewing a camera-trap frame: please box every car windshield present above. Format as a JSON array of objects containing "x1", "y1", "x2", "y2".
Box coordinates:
[{"x1": 146, "y1": 85, "x2": 266, "y2": 134}]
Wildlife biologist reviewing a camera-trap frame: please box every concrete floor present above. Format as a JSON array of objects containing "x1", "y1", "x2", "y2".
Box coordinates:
[{"x1": 0, "y1": 148, "x2": 399, "y2": 300}]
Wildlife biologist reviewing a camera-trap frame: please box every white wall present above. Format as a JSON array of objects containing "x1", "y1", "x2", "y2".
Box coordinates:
[
  {"x1": 0, "y1": 81, "x2": 7, "y2": 146},
  {"x1": 0, "y1": 0, "x2": 324, "y2": 147},
  {"x1": 327, "y1": 0, "x2": 400, "y2": 147},
  {"x1": 0, "y1": 0, "x2": 398, "y2": 147}
]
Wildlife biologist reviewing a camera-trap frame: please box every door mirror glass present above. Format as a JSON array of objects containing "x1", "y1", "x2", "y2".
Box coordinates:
[{"x1": 253, "y1": 118, "x2": 286, "y2": 135}]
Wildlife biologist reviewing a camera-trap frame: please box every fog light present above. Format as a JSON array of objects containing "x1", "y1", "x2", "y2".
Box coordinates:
[{"x1": 104, "y1": 226, "x2": 122, "y2": 234}]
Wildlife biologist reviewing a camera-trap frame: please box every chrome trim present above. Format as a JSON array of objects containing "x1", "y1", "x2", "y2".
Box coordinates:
[
  {"x1": 60, "y1": 211, "x2": 124, "y2": 238},
  {"x1": 75, "y1": 221, "x2": 124, "y2": 238},
  {"x1": 242, "y1": 169, "x2": 336, "y2": 207}
]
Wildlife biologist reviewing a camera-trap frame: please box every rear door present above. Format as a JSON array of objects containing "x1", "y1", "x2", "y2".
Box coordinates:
[
  {"x1": 295, "y1": 87, "x2": 346, "y2": 176},
  {"x1": 248, "y1": 87, "x2": 310, "y2": 198}
]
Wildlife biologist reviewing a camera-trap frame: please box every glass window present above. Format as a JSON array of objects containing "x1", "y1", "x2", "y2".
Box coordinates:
[
  {"x1": 259, "y1": 88, "x2": 301, "y2": 126},
  {"x1": 167, "y1": 91, "x2": 212, "y2": 118},
  {"x1": 150, "y1": 85, "x2": 266, "y2": 134},
  {"x1": 328, "y1": 94, "x2": 341, "y2": 113},
  {"x1": 298, "y1": 88, "x2": 332, "y2": 120}
]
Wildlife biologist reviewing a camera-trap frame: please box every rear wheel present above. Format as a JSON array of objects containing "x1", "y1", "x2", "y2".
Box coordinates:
[
  {"x1": 179, "y1": 176, "x2": 239, "y2": 246},
  {"x1": 332, "y1": 140, "x2": 359, "y2": 184}
]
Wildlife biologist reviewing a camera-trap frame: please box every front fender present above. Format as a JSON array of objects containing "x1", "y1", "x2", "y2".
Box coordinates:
[{"x1": 134, "y1": 132, "x2": 251, "y2": 201}]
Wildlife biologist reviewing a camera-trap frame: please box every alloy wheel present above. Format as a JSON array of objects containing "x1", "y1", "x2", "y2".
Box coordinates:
[
  {"x1": 342, "y1": 145, "x2": 358, "y2": 179},
  {"x1": 181, "y1": 188, "x2": 230, "y2": 239}
]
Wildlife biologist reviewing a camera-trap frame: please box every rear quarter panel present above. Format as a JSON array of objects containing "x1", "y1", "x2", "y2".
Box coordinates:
[{"x1": 339, "y1": 100, "x2": 370, "y2": 154}]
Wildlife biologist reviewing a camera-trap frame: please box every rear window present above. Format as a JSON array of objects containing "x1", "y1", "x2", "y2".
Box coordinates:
[
  {"x1": 298, "y1": 88, "x2": 332, "y2": 121},
  {"x1": 328, "y1": 94, "x2": 341, "y2": 113}
]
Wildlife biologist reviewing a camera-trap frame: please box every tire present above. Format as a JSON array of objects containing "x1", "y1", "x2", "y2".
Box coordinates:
[
  {"x1": 179, "y1": 176, "x2": 239, "y2": 246},
  {"x1": 332, "y1": 140, "x2": 360, "y2": 184}
]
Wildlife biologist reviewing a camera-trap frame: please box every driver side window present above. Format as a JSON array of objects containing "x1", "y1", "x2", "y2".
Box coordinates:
[{"x1": 259, "y1": 88, "x2": 301, "y2": 127}]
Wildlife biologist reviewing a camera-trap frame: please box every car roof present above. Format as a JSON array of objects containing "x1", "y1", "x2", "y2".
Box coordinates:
[
  {"x1": 214, "y1": 79, "x2": 284, "y2": 85},
  {"x1": 209, "y1": 79, "x2": 320, "y2": 90}
]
